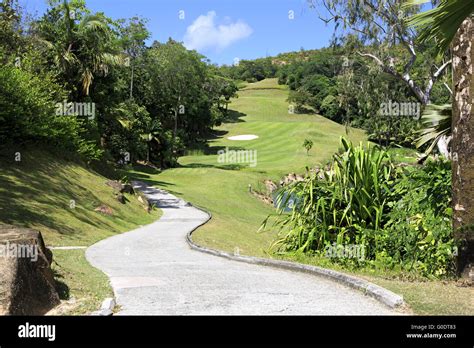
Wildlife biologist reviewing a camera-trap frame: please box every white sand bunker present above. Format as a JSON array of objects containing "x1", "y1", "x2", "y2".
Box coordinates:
[{"x1": 227, "y1": 134, "x2": 259, "y2": 141}]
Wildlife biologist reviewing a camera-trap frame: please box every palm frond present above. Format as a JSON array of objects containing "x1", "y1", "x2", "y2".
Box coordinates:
[
  {"x1": 101, "y1": 52, "x2": 126, "y2": 66},
  {"x1": 405, "y1": 0, "x2": 474, "y2": 56},
  {"x1": 118, "y1": 119, "x2": 132, "y2": 129},
  {"x1": 33, "y1": 37, "x2": 55, "y2": 50},
  {"x1": 416, "y1": 104, "x2": 451, "y2": 153},
  {"x1": 78, "y1": 15, "x2": 109, "y2": 33}
]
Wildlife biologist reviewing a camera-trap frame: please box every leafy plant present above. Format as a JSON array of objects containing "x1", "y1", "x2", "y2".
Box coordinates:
[
  {"x1": 405, "y1": 0, "x2": 474, "y2": 57},
  {"x1": 264, "y1": 138, "x2": 455, "y2": 278},
  {"x1": 266, "y1": 137, "x2": 396, "y2": 254},
  {"x1": 416, "y1": 104, "x2": 451, "y2": 154},
  {"x1": 303, "y1": 139, "x2": 313, "y2": 155},
  {"x1": 382, "y1": 159, "x2": 454, "y2": 277}
]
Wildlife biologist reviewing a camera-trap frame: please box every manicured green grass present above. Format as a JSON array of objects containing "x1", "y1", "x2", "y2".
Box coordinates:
[
  {"x1": 0, "y1": 148, "x2": 159, "y2": 246},
  {"x1": 0, "y1": 147, "x2": 160, "y2": 314},
  {"x1": 369, "y1": 278, "x2": 473, "y2": 315},
  {"x1": 131, "y1": 78, "x2": 366, "y2": 256},
  {"x1": 51, "y1": 249, "x2": 113, "y2": 315},
  {"x1": 388, "y1": 147, "x2": 420, "y2": 164},
  {"x1": 132, "y1": 78, "x2": 472, "y2": 315}
]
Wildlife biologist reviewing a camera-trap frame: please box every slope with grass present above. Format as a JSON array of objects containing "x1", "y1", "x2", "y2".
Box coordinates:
[
  {"x1": 0, "y1": 147, "x2": 160, "y2": 314},
  {"x1": 131, "y1": 78, "x2": 366, "y2": 256},
  {"x1": 132, "y1": 78, "x2": 473, "y2": 315}
]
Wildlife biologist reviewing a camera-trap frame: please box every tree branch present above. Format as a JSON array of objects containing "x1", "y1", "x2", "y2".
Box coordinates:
[
  {"x1": 433, "y1": 59, "x2": 452, "y2": 79},
  {"x1": 423, "y1": 59, "x2": 453, "y2": 102},
  {"x1": 357, "y1": 51, "x2": 427, "y2": 103},
  {"x1": 320, "y1": 0, "x2": 382, "y2": 44}
]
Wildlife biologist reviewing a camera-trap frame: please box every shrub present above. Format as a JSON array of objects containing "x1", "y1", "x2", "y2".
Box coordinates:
[
  {"x1": 0, "y1": 65, "x2": 101, "y2": 159},
  {"x1": 380, "y1": 160, "x2": 455, "y2": 277},
  {"x1": 266, "y1": 138, "x2": 455, "y2": 278},
  {"x1": 320, "y1": 95, "x2": 342, "y2": 121},
  {"x1": 268, "y1": 138, "x2": 396, "y2": 253}
]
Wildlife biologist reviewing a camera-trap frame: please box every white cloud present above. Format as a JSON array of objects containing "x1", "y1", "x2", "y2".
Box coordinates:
[{"x1": 184, "y1": 11, "x2": 252, "y2": 52}]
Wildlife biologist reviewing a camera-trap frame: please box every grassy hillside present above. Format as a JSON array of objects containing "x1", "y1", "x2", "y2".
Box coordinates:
[
  {"x1": 0, "y1": 147, "x2": 158, "y2": 246},
  {"x1": 0, "y1": 147, "x2": 160, "y2": 314}
]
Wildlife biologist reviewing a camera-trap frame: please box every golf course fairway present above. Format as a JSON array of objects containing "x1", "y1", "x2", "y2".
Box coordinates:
[{"x1": 131, "y1": 78, "x2": 366, "y2": 256}]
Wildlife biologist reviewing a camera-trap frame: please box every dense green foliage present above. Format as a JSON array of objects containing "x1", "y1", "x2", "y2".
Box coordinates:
[
  {"x1": 1, "y1": 0, "x2": 451, "y2": 163},
  {"x1": 0, "y1": 0, "x2": 236, "y2": 167},
  {"x1": 0, "y1": 65, "x2": 100, "y2": 157},
  {"x1": 381, "y1": 160, "x2": 454, "y2": 277},
  {"x1": 269, "y1": 138, "x2": 454, "y2": 278},
  {"x1": 273, "y1": 44, "x2": 451, "y2": 148},
  {"x1": 219, "y1": 57, "x2": 277, "y2": 83}
]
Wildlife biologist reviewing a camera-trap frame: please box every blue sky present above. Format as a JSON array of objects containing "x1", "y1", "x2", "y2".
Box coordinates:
[{"x1": 20, "y1": 0, "x2": 335, "y2": 65}]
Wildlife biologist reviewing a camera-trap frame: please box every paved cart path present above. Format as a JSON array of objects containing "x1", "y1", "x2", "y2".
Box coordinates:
[{"x1": 86, "y1": 182, "x2": 396, "y2": 315}]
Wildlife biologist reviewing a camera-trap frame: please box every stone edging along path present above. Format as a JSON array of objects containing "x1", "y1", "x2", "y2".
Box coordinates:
[{"x1": 184, "y1": 204, "x2": 405, "y2": 310}]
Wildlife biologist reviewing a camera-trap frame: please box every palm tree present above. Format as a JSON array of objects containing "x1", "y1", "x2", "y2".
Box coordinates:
[
  {"x1": 407, "y1": 0, "x2": 473, "y2": 277},
  {"x1": 38, "y1": 0, "x2": 123, "y2": 96}
]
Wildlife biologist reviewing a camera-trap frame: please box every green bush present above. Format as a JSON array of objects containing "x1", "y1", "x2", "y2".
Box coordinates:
[
  {"x1": 380, "y1": 160, "x2": 455, "y2": 277},
  {"x1": 0, "y1": 65, "x2": 101, "y2": 159},
  {"x1": 269, "y1": 138, "x2": 396, "y2": 253},
  {"x1": 320, "y1": 95, "x2": 342, "y2": 122},
  {"x1": 267, "y1": 138, "x2": 455, "y2": 278},
  {"x1": 104, "y1": 100, "x2": 152, "y2": 163}
]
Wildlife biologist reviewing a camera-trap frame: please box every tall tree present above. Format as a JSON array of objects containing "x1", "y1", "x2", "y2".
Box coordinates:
[
  {"x1": 451, "y1": 14, "x2": 473, "y2": 278},
  {"x1": 36, "y1": 0, "x2": 123, "y2": 97},
  {"x1": 0, "y1": 0, "x2": 24, "y2": 62},
  {"x1": 148, "y1": 40, "x2": 207, "y2": 155},
  {"x1": 311, "y1": 0, "x2": 451, "y2": 105},
  {"x1": 118, "y1": 17, "x2": 149, "y2": 99},
  {"x1": 407, "y1": 0, "x2": 473, "y2": 276}
]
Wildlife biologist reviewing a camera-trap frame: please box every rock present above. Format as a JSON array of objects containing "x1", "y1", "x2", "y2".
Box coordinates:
[
  {"x1": 278, "y1": 172, "x2": 307, "y2": 188},
  {"x1": 101, "y1": 297, "x2": 116, "y2": 311},
  {"x1": 120, "y1": 184, "x2": 134, "y2": 195},
  {"x1": 116, "y1": 194, "x2": 126, "y2": 204},
  {"x1": 264, "y1": 180, "x2": 278, "y2": 193},
  {"x1": 105, "y1": 180, "x2": 123, "y2": 193},
  {"x1": 137, "y1": 194, "x2": 151, "y2": 213},
  {"x1": 0, "y1": 225, "x2": 60, "y2": 315},
  {"x1": 295, "y1": 174, "x2": 305, "y2": 182},
  {"x1": 106, "y1": 180, "x2": 135, "y2": 195},
  {"x1": 99, "y1": 309, "x2": 114, "y2": 316},
  {"x1": 94, "y1": 205, "x2": 114, "y2": 215},
  {"x1": 90, "y1": 308, "x2": 113, "y2": 316},
  {"x1": 251, "y1": 190, "x2": 273, "y2": 205}
]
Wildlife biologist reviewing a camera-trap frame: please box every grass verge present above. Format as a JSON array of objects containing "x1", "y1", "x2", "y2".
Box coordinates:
[{"x1": 0, "y1": 146, "x2": 160, "y2": 314}]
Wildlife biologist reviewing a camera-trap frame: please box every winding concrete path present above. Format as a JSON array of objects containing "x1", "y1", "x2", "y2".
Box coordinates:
[{"x1": 86, "y1": 182, "x2": 396, "y2": 315}]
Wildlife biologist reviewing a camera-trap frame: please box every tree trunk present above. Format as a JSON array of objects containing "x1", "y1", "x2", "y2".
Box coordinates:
[
  {"x1": 173, "y1": 108, "x2": 178, "y2": 153},
  {"x1": 172, "y1": 95, "x2": 181, "y2": 156},
  {"x1": 146, "y1": 141, "x2": 150, "y2": 163},
  {"x1": 451, "y1": 16, "x2": 473, "y2": 277},
  {"x1": 129, "y1": 63, "x2": 134, "y2": 100}
]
